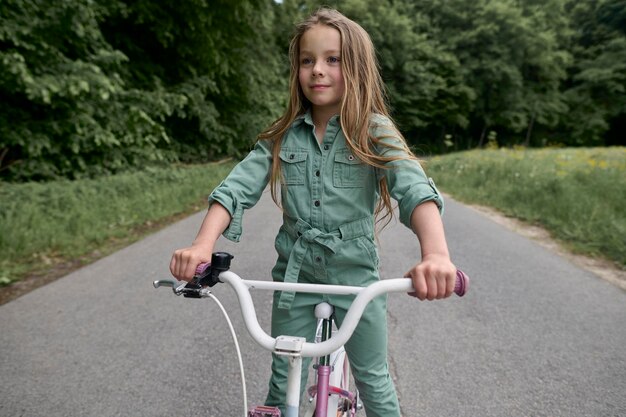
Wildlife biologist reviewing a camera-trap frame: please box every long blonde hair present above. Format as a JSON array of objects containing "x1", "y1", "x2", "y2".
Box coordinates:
[{"x1": 258, "y1": 8, "x2": 416, "y2": 227}]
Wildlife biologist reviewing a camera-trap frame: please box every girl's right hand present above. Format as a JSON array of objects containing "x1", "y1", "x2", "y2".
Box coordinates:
[
  {"x1": 170, "y1": 202, "x2": 231, "y2": 281},
  {"x1": 169, "y1": 244, "x2": 213, "y2": 282}
]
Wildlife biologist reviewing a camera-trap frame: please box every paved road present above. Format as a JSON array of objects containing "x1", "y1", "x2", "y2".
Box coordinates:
[{"x1": 1, "y1": 192, "x2": 625, "y2": 417}]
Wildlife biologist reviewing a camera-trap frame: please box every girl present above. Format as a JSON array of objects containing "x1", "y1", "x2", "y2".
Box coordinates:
[{"x1": 170, "y1": 8, "x2": 457, "y2": 417}]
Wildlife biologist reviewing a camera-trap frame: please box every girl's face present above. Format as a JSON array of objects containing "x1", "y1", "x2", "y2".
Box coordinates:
[{"x1": 298, "y1": 25, "x2": 345, "y2": 116}]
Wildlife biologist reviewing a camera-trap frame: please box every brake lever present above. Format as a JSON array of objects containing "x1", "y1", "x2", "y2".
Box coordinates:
[
  {"x1": 152, "y1": 279, "x2": 210, "y2": 298},
  {"x1": 153, "y1": 279, "x2": 184, "y2": 294}
]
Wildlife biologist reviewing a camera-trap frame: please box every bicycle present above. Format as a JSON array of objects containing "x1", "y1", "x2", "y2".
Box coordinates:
[{"x1": 154, "y1": 252, "x2": 469, "y2": 417}]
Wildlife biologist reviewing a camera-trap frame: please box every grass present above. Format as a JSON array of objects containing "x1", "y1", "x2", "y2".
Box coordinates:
[
  {"x1": 1, "y1": 146, "x2": 624, "y2": 293},
  {"x1": 426, "y1": 147, "x2": 626, "y2": 268},
  {"x1": 0, "y1": 161, "x2": 236, "y2": 286}
]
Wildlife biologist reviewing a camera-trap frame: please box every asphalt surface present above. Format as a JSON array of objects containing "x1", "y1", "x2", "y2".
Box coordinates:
[{"x1": 1, "y1": 192, "x2": 625, "y2": 417}]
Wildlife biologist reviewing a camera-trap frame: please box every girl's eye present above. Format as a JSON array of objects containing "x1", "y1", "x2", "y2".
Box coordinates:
[
  {"x1": 301, "y1": 57, "x2": 313, "y2": 65},
  {"x1": 328, "y1": 56, "x2": 341, "y2": 64}
]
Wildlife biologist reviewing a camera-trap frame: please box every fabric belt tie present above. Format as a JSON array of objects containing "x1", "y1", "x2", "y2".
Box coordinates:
[{"x1": 277, "y1": 216, "x2": 373, "y2": 310}]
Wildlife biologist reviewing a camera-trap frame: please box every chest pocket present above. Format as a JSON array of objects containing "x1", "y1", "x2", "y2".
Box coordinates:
[
  {"x1": 333, "y1": 149, "x2": 366, "y2": 188},
  {"x1": 280, "y1": 149, "x2": 308, "y2": 185}
]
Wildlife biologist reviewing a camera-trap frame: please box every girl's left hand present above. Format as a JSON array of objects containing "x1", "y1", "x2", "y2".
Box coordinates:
[{"x1": 404, "y1": 254, "x2": 457, "y2": 301}]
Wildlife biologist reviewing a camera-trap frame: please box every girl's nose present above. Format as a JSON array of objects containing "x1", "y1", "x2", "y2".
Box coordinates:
[{"x1": 312, "y1": 62, "x2": 324, "y2": 76}]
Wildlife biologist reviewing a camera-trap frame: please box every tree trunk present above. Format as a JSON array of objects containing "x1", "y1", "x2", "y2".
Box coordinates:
[
  {"x1": 478, "y1": 123, "x2": 488, "y2": 147},
  {"x1": 525, "y1": 111, "x2": 536, "y2": 147}
]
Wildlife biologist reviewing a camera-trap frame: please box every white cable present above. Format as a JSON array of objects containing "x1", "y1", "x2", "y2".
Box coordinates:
[{"x1": 207, "y1": 292, "x2": 248, "y2": 417}]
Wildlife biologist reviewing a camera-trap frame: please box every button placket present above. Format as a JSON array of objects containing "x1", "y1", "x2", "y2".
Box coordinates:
[{"x1": 310, "y1": 129, "x2": 324, "y2": 228}]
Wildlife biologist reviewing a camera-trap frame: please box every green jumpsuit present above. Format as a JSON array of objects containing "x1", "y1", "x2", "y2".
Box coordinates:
[{"x1": 208, "y1": 111, "x2": 443, "y2": 416}]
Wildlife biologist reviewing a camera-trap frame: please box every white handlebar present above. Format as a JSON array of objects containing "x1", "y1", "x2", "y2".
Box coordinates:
[{"x1": 218, "y1": 271, "x2": 415, "y2": 357}]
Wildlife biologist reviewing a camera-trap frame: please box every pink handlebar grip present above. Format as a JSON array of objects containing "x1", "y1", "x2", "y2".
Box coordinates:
[
  {"x1": 454, "y1": 270, "x2": 469, "y2": 297},
  {"x1": 195, "y1": 262, "x2": 210, "y2": 276}
]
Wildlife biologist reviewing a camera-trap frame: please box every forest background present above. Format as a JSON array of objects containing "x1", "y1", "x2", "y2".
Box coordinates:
[
  {"x1": 0, "y1": 0, "x2": 625, "y2": 294},
  {"x1": 1, "y1": 0, "x2": 624, "y2": 181}
]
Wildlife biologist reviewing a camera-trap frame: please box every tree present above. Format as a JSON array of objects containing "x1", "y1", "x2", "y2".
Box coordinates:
[
  {"x1": 0, "y1": 0, "x2": 183, "y2": 180},
  {"x1": 560, "y1": 0, "x2": 626, "y2": 145},
  {"x1": 419, "y1": 0, "x2": 572, "y2": 147},
  {"x1": 517, "y1": 0, "x2": 572, "y2": 146},
  {"x1": 0, "y1": 0, "x2": 286, "y2": 181},
  {"x1": 345, "y1": 0, "x2": 474, "y2": 150},
  {"x1": 101, "y1": 0, "x2": 287, "y2": 161}
]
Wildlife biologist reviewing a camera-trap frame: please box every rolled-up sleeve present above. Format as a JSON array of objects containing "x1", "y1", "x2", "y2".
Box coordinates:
[
  {"x1": 372, "y1": 118, "x2": 444, "y2": 229},
  {"x1": 391, "y1": 169, "x2": 444, "y2": 228},
  {"x1": 208, "y1": 139, "x2": 273, "y2": 242}
]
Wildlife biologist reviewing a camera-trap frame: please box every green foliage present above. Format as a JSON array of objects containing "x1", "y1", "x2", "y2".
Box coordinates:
[
  {"x1": 340, "y1": 0, "x2": 475, "y2": 148},
  {"x1": 0, "y1": 160, "x2": 236, "y2": 285},
  {"x1": 560, "y1": 0, "x2": 626, "y2": 145},
  {"x1": 101, "y1": 0, "x2": 286, "y2": 161},
  {"x1": 428, "y1": 147, "x2": 626, "y2": 267},
  {"x1": 417, "y1": 0, "x2": 573, "y2": 147},
  {"x1": 0, "y1": 0, "x2": 184, "y2": 180},
  {"x1": 1, "y1": 0, "x2": 625, "y2": 182},
  {"x1": 0, "y1": 0, "x2": 285, "y2": 181}
]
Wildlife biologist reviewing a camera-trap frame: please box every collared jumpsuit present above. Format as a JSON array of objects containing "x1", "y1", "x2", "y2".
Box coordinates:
[{"x1": 208, "y1": 111, "x2": 443, "y2": 417}]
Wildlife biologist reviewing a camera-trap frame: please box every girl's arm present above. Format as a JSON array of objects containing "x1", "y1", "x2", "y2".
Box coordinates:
[
  {"x1": 169, "y1": 202, "x2": 232, "y2": 282},
  {"x1": 169, "y1": 139, "x2": 273, "y2": 281},
  {"x1": 405, "y1": 201, "x2": 457, "y2": 300}
]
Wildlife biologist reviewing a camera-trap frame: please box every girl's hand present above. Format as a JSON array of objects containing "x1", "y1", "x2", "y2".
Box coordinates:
[
  {"x1": 169, "y1": 244, "x2": 213, "y2": 282},
  {"x1": 404, "y1": 254, "x2": 457, "y2": 301},
  {"x1": 169, "y1": 202, "x2": 231, "y2": 282}
]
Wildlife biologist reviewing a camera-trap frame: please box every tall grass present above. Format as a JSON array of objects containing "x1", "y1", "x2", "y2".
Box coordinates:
[
  {"x1": 0, "y1": 162, "x2": 236, "y2": 285},
  {"x1": 427, "y1": 147, "x2": 626, "y2": 268},
  {"x1": 2, "y1": 147, "x2": 624, "y2": 288}
]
